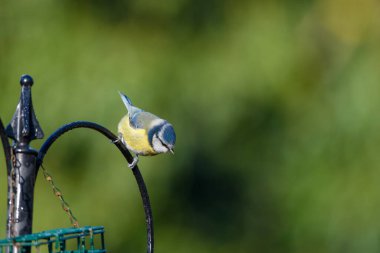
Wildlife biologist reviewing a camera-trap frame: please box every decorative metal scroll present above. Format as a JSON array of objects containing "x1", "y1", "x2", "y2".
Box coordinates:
[{"x1": 36, "y1": 121, "x2": 154, "y2": 253}]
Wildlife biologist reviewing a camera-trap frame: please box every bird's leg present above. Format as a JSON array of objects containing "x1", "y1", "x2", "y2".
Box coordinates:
[
  {"x1": 114, "y1": 133, "x2": 138, "y2": 168},
  {"x1": 128, "y1": 154, "x2": 139, "y2": 169}
]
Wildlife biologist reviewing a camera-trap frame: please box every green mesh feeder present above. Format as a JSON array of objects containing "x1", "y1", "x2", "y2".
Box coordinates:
[
  {"x1": 0, "y1": 75, "x2": 154, "y2": 253},
  {"x1": 0, "y1": 226, "x2": 105, "y2": 253}
]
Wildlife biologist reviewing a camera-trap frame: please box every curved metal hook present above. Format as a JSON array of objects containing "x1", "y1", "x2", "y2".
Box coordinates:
[
  {"x1": 0, "y1": 118, "x2": 12, "y2": 175},
  {"x1": 36, "y1": 121, "x2": 154, "y2": 253},
  {"x1": 0, "y1": 118, "x2": 14, "y2": 238}
]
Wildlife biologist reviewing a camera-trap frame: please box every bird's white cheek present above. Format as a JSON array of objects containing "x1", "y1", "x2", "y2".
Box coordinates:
[{"x1": 152, "y1": 137, "x2": 168, "y2": 153}]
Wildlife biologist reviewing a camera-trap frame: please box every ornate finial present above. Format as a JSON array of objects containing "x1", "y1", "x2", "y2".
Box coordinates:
[
  {"x1": 6, "y1": 74, "x2": 44, "y2": 145},
  {"x1": 20, "y1": 74, "x2": 34, "y2": 86}
]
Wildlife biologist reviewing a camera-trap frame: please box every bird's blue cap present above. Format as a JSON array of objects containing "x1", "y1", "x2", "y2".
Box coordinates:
[{"x1": 162, "y1": 124, "x2": 176, "y2": 146}]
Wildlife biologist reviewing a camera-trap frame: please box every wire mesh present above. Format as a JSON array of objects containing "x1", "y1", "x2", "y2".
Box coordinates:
[{"x1": 0, "y1": 226, "x2": 105, "y2": 253}]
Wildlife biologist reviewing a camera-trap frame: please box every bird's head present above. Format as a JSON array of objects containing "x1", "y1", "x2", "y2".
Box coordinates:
[{"x1": 151, "y1": 122, "x2": 176, "y2": 154}]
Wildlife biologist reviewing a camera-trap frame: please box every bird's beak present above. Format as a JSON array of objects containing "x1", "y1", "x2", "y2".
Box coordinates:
[{"x1": 169, "y1": 148, "x2": 175, "y2": 155}]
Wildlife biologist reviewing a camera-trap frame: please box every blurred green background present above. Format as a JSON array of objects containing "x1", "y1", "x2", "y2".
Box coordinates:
[{"x1": 1, "y1": 0, "x2": 380, "y2": 252}]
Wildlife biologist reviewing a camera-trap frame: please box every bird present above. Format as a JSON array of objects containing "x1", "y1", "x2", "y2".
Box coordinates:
[{"x1": 117, "y1": 91, "x2": 176, "y2": 168}]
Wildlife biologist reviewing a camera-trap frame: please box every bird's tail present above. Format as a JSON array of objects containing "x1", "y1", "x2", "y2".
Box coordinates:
[{"x1": 118, "y1": 91, "x2": 133, "y2": 111}]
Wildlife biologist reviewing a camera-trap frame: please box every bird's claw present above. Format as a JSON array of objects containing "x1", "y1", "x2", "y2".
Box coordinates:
[
  {"x1": 113, "y1": 133, "x2": 124, "y2": 144},
  {"x1": 128, "y1": 155, "x2": 139, "y2": 169}
]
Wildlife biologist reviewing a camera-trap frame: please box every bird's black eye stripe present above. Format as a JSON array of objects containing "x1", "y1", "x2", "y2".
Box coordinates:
[
  {"x1": 158, "y1": 138, "x2": 169, "y2": 149},
  {"x1": 148, "y1": 122, "x2": 166, "y2": 145}
]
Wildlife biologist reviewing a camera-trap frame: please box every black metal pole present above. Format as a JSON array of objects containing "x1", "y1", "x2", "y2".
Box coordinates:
[
  {"x1": 5, "y1": 75, "x2": 44, "y2": 252},
  {"x1": 11, "y1": 148, "x2": 37, "y2": 237}
]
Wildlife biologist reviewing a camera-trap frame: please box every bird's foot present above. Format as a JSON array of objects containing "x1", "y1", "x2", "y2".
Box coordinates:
[
  {"x1": 128, "y1": 155, "x2": 139, "y2": 169},
  {"x1": 112, "y1": 133, "x2": 124, "y2": 144}
]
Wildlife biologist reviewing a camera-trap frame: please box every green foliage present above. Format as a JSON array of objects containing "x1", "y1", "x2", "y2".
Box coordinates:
[{"x1": 1, "y1": 0, "x2": 380, "y2": 252}]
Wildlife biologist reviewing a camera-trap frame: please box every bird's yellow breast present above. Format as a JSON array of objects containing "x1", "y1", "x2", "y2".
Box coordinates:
[{"x1": 118, "y1": 115, "x2": 156, "y2": 156}]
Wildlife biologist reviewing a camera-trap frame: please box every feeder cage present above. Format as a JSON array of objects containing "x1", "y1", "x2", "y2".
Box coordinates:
[
  {"x1": 0, "y1": 226, "x2": 105, "y2": 253},
  {"x1": 0, "y1": 75, "x2": 154, "y2": 253}
]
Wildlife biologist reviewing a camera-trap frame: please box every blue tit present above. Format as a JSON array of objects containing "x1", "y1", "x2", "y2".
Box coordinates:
[{"x1": 117, "y1": 91, "x2": 176, "y2": 168}]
